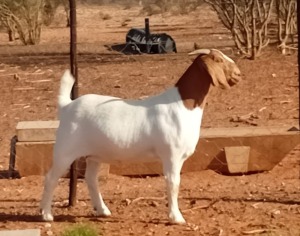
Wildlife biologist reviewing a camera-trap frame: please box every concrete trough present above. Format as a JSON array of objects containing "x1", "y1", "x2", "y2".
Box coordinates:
[
  {"x1": 14, "y1": 121, "x2": 299, "y2": 176},
  {"x1": 15, "y1": 141, "x2": 109, "y2": 177},
  {"x1": 15, "y1": 121, "x2": 109, "y2": 177},
  {"x1": 110, "y1": 126, "x2": 300, "y2": 175}
]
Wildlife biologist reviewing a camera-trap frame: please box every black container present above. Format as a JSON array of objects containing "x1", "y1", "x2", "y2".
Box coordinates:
[{"x1": 125, "y1": 19, "x2": 177, "y2": 54}]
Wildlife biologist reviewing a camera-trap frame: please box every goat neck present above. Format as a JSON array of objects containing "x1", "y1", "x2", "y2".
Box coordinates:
[{"x1": 175, "y1": 55, "x2": 212, "y2": 110}]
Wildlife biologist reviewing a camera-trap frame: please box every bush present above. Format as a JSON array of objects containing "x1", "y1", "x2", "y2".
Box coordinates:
[
  {"x1": 0, "y1": 0, "x2": 44, "y2": 45},
  {"x1": 60, "y1": 223, "x2": 100, "y2": 236},
  {"x1": 141, "y1": 0, "x2": 204, "y2": 15},
  {"x1": 205, "y1": 0, "x2": 274, "y2": 59}
]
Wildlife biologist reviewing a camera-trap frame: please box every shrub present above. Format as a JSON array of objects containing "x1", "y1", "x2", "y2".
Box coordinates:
[{"x1": 60, "y1": 223, "x2": 100, "y2": 236}]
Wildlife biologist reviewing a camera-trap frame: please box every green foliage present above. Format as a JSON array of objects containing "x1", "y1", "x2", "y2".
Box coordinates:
[{"x1": 60, "y1": 223, "x2": 100, "y2": 236}]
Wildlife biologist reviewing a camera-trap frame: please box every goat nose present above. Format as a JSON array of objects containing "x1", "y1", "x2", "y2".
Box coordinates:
[
  {"x1": 234, "y1": 70, "x2": 241, "y2": 78},
  {"x1": 235, "y1": 68, "x2": 241, "y2": 75}
]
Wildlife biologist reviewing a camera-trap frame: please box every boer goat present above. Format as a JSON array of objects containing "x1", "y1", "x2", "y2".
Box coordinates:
[{"x1": 40, "y1": 49, "x2": 241, "y2": 224}]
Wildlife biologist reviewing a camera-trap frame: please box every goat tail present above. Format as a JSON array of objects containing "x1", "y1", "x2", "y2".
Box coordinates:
[{"x1": 58, "y1": 70, "x2": 75, "y2": 109}]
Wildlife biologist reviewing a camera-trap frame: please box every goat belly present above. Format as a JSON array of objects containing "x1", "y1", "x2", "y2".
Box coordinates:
[{"x1": 77, "y1": 112, "x2": 158, "y2": 161}]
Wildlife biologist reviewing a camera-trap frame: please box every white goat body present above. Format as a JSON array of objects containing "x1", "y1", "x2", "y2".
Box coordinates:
[
  {"x1": 40, "y1": 49, "x2": 241, "y2": 224},
  {"x1": 57, "y1": 86, "x2": 202, "y2": 163}
]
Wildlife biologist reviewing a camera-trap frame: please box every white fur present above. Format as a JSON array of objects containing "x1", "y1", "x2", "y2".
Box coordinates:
[
  {"x1": 40, "y1": 70, "x2": 203, "y2": 224},
  {"x1": 40, "y1": 49, "x2": 240, "y2": 224}
]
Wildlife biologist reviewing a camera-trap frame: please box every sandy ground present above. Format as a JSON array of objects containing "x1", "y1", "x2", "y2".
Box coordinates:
[{"x1": 0, "y1": 3, "x2": 299, "y2": 236}]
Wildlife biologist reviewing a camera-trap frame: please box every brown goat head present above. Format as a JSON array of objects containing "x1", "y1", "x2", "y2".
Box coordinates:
[{"x1": 192, "y1": 49, "x2": 241, "y2": 89}]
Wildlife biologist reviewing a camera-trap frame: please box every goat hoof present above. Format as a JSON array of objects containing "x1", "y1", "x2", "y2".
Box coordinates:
[
  {"x1": 95, "y1": 208, "x2": 112, "y2": 217},
  {"x1": 170, "y1": 218, "x2": 186, "y2": 225},
  {"x1": 42, "y1": 213, "x2": 54, "y2": 222},
  {"x1": 169, "y1": 213, "x2": 186, "y2": 224}
]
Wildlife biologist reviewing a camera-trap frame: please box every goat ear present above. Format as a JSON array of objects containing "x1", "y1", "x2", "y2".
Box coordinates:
[{"x1": 206, "y1": 61, "x2": 231, "y2": 89}]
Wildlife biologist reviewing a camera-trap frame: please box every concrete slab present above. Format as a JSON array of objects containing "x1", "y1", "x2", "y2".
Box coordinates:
[
  {"x1": 0, "y1": 229, "x2": 40, "y2": 236},
  {"x1": 15, "y1": 121, "x2": 109, "y2": 177},
  {"x1": 15, "y1": 141, "x2": 109, "y2": 177},
  {"x1": 16, "y1": 120, "x2": 59, "y2": 142},
  {"x1": 109, "y1": 126, "x2": 300, "y2": 175},
  {"x1": 14, "y1": 121, "x2": 299, "y2": 176}
]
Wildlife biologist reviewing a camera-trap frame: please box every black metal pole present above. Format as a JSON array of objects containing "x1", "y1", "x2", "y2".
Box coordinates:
[
  {"x1": 8, "y1": 136, "x2": 17, "y2": 178},
  {"x1": 69, "y1": 0, "x2": 78, "y2": 207},
  {"x1": 145, "y1": 18, "x2": 150, "y2": 53},
  {"x1": 297, "y1": 0, "x2": 300, "y2": 129}
]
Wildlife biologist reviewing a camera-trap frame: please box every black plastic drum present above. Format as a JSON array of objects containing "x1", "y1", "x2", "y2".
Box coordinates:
[{"x1": 126, "y1": 28, "x2": 177, "y2": 54}]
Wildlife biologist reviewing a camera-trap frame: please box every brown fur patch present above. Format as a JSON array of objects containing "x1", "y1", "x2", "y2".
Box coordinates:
[
  {"x1": 175, "y1": 55, "x2": 212, "y2": 110},
  {"x1": 175, "y1": 51, "x2": 241, "y2": 110},
  {"x1": 204, "y1": 50, "x2": 241, "y2": 89}
]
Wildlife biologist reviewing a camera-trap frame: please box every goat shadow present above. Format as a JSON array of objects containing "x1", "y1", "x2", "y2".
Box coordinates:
[
  {"x1": 90, "y1": 216, "x2": 171, "y2": 226},
  {"x1": 0, "y1": 213, "x2": 76, "y2": 223}
]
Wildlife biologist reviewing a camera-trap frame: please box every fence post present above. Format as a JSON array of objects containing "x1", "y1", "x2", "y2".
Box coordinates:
[
  {"x1": 68, "y1": 0, "x2": 78, "y2": 207},
  {"x1": 298, "y1": 2, "x2": 300, "y2": 82},
  {"x1": 145, "y1": 18, "x2": 150, "y2": 53}
]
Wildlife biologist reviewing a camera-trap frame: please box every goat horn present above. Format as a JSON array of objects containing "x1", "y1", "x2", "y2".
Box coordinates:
[{"x1": 188, "y1": 49, "x2": 211, "y2": 55}]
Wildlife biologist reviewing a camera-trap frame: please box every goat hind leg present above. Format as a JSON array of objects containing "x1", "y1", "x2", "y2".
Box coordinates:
[
  {"x1": 85, "y1": 158, "x2": 111, "y2": 217},
  {"x1": 40, "y1": 157, "x2": 74, "y2": 221}
]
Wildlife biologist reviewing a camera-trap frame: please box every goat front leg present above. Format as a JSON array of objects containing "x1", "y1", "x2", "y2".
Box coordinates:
[
  {"x1": 85, "y1": 158, "x2": 111, "y2": 217},
  {"x1": 162, "y1": 158, "x2": 185, "y2": 224}
]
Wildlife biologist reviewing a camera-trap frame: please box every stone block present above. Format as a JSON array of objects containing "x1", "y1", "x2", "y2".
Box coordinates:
[
  {"x1": 15, "y1": 141, "x2": 54, "y2": 176},
  {"x1": 0, "y1": 229, "x2": 40, "y2": 236},
  {"x1": 224, "y1": 146, "x2": 250, "y2": 174},
  {"x1": 16, "y1": 120, "x2": 59, "y2": 142}
]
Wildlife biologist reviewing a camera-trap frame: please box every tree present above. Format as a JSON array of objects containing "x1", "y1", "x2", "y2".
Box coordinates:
[
  {"x1": 276, "y1": 0, "x2": 297, "y2": 54},
  {"x1": 0, "y1": 0, "x2": 45, "y2": 45},
  {"x1": 43, "y1": 0, "x2": 61, "y2": 26},
  {"x1": 0, "y1": 3, "x2": 18, "y2": 41},
  {"x1": 43, "y1": 0, "x2": 69, "y2": 27},
  {"x1": 205, "y1": 0, "x2": 274, "y2": 59},
  {"x1": 61, "y1": 0, "x2": 70, "y2": 27},
  {"x1": 141, "y1": 0, "x2": 204, "y2": 15},
  {"x1": 0, "y1": 1, "x2": 20, "y2": 42}
]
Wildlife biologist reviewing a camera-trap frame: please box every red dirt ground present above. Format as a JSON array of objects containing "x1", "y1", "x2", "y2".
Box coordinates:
[{"x1": 0, "y1": 3, "x2": 299, "y2": 236}]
